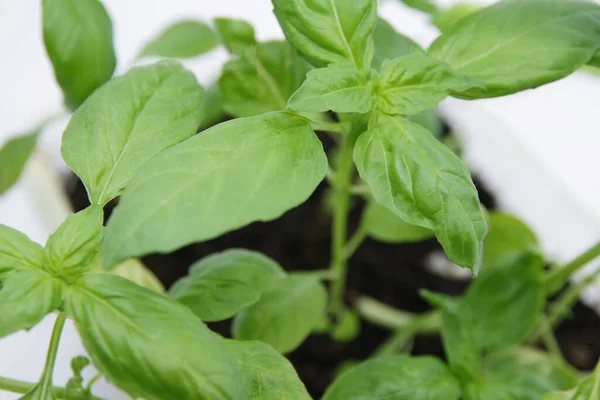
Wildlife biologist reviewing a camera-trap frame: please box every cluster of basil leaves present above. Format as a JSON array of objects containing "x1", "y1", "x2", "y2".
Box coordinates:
[{"x1": 2, "y1": 0, "x2": 600, "y2": 399}]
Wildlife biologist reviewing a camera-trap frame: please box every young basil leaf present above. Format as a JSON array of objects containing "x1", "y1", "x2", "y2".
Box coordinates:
[
  {"x1": 219, "y1": 41, "x2": 311, "y2": 117},
  {"x1": 376, "y1": 52, "x2": 482, "y2": 115},
  {"x1": 482, "y1": 212, "x2": 540, "y2": 270},
  {"x1": 224, "y1": 339, "x2": 311, "y2": 399},
  {"x1": 331, "y1": 309, "x2": 360, "y2": 343},
  {"x1": 0, "y1": 133, "x2": 37, "y2": 195},
  {"x1": 354, "y1": 113, "x2": 486, "y2": 271},
  {"x1": 101, "y1": 112, "x2": 327, "y2": 268},
  {"x1": 463, "y1": 253, "x2": 545, "y2": 350},
  {"x1": 232, "y1": 274, "x2": 327, "y2": 353},
  {"x1": 0, "y1": 225, "x2": 44, "y2": 279},
  {"x1": 42, "y1": 0, "x2": 116, "y2": 110},
  {"x1": 0, "y1": 268, "x2": 63, "y2": 339},
  {"x1": 428, "y1": 0, "x2": 600, "y2": 98},
  {"x1": 62, "y1": 61, "x2": 205, "y2": 206},
  {"x1": 272, "y1": 0, "x2": 378, "y2": 69},
  {"x1": 64, "y1": 274, "x2": 242, "y2": 400},
  {"x1": 396, "y1": 0, "x2": 438, "y2": 15},
  {"x1": 214, "y1": 18, "x2": 257, "y2": 56},
  {"x1": 44, "y1": 206, "x2": 103, "y2": 281},
  {"x1": 465, "y1": 347, "x2": 580, "y2": 400},
  {"x1": 323, "y1": 355, "x2": 461, "y2": 400},
  {"x1": 362, "y1": 202, "x2": 434, "y2": 244},
  {"x1": 288, "y1": 65, "x2": 373, "y2": 113},
  {"x1": 421, "y1": 291, "x2": 481, "y2": 382},
  {"x1": 169, "y1": 249, "x2": 286, "y2": 322},
  {"x1": 371, "y1": 19, "x2": 421, "y2": 72},
  {"x1": 138, "y1": 20, "x2": 220, "y2": 59}
]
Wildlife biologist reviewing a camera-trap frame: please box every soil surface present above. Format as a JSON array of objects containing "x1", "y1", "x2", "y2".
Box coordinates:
[{"x1": 66, "y1": 128, "x2": 600, "y2": 397}]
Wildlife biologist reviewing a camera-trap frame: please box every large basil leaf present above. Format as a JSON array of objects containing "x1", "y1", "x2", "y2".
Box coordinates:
[
  {"x1": 371, "y1": 18, "x2": 421, "y2": 71},
  {"x1": 464, "y1": 253, "x2": 544, "y2": 349},
  {"x1": 288, "y1": 65, "x2": 373, "y2": 113},
  {"x1": 0, "y1": 225, "x2": 44, "y2": 279},
  {"x1": 354, "y1": 113, "x2": 486, "y2": 271},
  {"x1": 465, "y1": 347, "x2": 580, "y2": 400},
  {"x1": 62, "y1": 61, "x2": 205, "y2": 206},
  {"x1": 232, "y1": 274, "x2": 327, "y2": 353},
  {"x1": 138, "y1": 20, "x2": 220, "y2": 59},
  {"x1": 0, "y1": 133, "x2": 37, "y2": 195},
  {"x1": 219, "y1": 41, "x2": 310, "y2": 117},
  {"x1": 362, "y1": 202, "x2": 433, "y2": 243},
  {"x1": 44, "y1": 206, "x2": 103, "y2": 281},
  {"x1": 397, "y1": 0, "x2": 437, "y2": 14},
  {"x1": 169, "y1": 249, "x2": 286, "y2": 322},
  {"x1": 429, "y1": 0, "x2": 600, "y2": 98},
  {"x1": 101, "y1": 112, "x2": 327, "y2": 268},
  {"x1": 273, "y1": 0, "x2": 378, "y2": 69},
  {"x1": 224, "y1": 339, "x2": 311, "y2": 399},
  {"x1": 42, "y1": 0, "x2": 116, "y2": 109},
  {"x1": 0, "y1": 268, "x2": 63, "y2": 338},
  {"x1": 482, "y1": 212, "x2": 540, "y2": 270},
  {"x1": 214, "y1": 18, "x2": 257, "y2": 57},
  {"x1": 376, "y1": 52, "x2": 482, "y2": 115},
  {"x1": 64, "y1": 274, "x2": 241, "y2": 400},
  {"x1": 323, "y1": 355, "x2": 461, "y2": 400}
]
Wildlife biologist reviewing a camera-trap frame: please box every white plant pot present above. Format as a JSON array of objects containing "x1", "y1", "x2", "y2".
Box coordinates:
[{"x1": 2, "y1": 0, "x2": 600, "y2": 398}]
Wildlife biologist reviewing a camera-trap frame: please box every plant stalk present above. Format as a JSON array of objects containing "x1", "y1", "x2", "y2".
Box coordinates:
[
  {"x1": 39, "y1": 313, "x2": 67, "y2": 395},
  {"x1": 0, "y1": 376, "x2": 104, "y2": 400},
  {"x1": 546, "y1": 240, "x2": 600, "y2": 295},
  {"x1": 328, "y1": 131, "x2": 358, "y2": 318}
]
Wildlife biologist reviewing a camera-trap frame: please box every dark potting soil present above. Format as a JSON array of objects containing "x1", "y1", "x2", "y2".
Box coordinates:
[{"x1": 66, "y1": 129, "x2": 600, "y2": 397}]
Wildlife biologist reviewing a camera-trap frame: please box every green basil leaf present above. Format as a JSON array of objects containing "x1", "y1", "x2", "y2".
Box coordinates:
[
  {"x1": 354, "y1": 113, "x2": 486, "y2": 271},
  {"x1": 64, "y1": 274, "x2": 241, "y2": 400},
  {"x1": 138, "y1": 20, "x2": 220, "y2": 59},
  {"x1": 42, "y1": 0, "x2": 116, "y2": 109},
  {"x1": 273, "y1": 0, "x2": 378, "y2": 69},
  {"x1": 0, "y1": 268, "x2": 63, "y2": 338},
  {"x1": 323, "y1": 355, "x2": 461, "y2": 400},
  {"x1": 465, "y1": 347, "x2": 580, "y2": 400},
  {"x1": 169, "y1": 249, "x2": 286, "y2": 322},
  {"x1": 110, "y1": 259, "x2": 164, "y2": 293},
  {"x1": 44, "y1": 206, "x2": 103, "y2": 280},
  {"x1": 588, "y1": 50, "x2": 600, "y2": 69},
  {"x1": 362, "y1": 202, "x2": 434, "y2": 243},
  {"x1": 232, "y1": 273, "x2": 327, "y2": 353},
  {"x1": 396, "y1": 0, "x2": 438, "y2": 14},
  {"x1": 376, "y1": 52, "x2": 482, "y2": 115},
  {"x1": 541, "y1": 364, "x2": 600, "y2": 400},
  {"x1": 288, "y1": 65, "x2": 373, "y2": 113},
  {"x1": 0, "y1": 133, "x2": 37, "y2": 195},
  {"x1": 0, "y1": 225, "x2": 44, "y2": 279},
  {"x1": 482, "y1": 212, "x2": 540, "y2": 270},
  {"x1": 101, "y1": 112, "x2": 327, "y2": 268},
  {"x1": 214, "y1": 18, "x2": 257, "y2": 56},
  {"x1": 199, "y1": 84, "x2": 226, "y2": 131},
  {"x1": 62, "y1": 61, "x2": 205, "y2": 206},
  {"x1": 539, "y1": 391, "x2": 576, "y2": 400},
  {"x1": 421, "y1": 290, "x2": 481, "y2": 382},
  {"x1": 463, "y1": 253, "x2": 545, "y2": 349},
  {"x1": 224, "y1": 339, "x2": 311, "y2": 399},
  {"x1": 429, "y1": 0, "x2": 600, "y2": 98},
  {"x1": 331, "y1": 309, "x2": 360, "y2": 343},
  {"x1": 219, "y1": 41, "x2": 311, "y2": 117},
  {"x1": 409, "y1": 109, "x2": 443, "y2": 138},
  {"x1": 431, "y1": 3, "x2": 480, "y2": 34},
  {"x1": 371, "y1": 18, "x2": 421, "y2": 72}
]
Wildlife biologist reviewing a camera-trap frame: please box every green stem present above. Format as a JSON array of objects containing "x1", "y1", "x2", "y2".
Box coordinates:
[
  {"x1": 355, "y1": 296, "x2": 441, "y2": 331},
  {"x1": 328, "y1": 132, "x2": 358, "y2": 318},
  {"x1": 86, "y1": 373, "x2": 103, "y2": 393},
  {"x1": 546, "y1": 240, "x2": 600, "y2": 295},
  {"x1": 538, "y1": 315, "x2": 566, "y2": 364},
  {"x1": 39, "y1": 313, "x2": 67, "y2": 396},
  {"x1": 343, "y1": 226, "x2": 367, "y2": 260},
  {"x1": 0, "y1": 376, "x2": 105, "y2": 400}
]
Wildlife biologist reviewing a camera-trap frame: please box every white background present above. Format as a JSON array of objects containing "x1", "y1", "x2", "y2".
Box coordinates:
[{"x1": 1, "y1": 0, "x2": 600, "y2": 398}]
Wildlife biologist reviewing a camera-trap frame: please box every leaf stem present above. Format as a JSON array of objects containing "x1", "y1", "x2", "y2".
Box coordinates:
[
  {"x1": 86, "y1": 373, "x2": 103, "y2": 392},
  {"x1": 39, "y1": 313, "x2": 67, "y2": 396},
  {"x1": 0, "y1": 376, "x2": 105, "y2": 400},
  {"x1": 343, "y1": 226, "x2": 367, "y2": 260},
  {"x1": 328, "y1": 131, "x2": 358, "y2": 318},
  {"x1": 355, "y1": 296, "x2": 441, "y2": 331},
  {"x1": 546, "y1": 240, "x2": 600, "y2": 295},
  {"x1": 538, "y1": 315, "x2": 566, "y2": 364}
]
